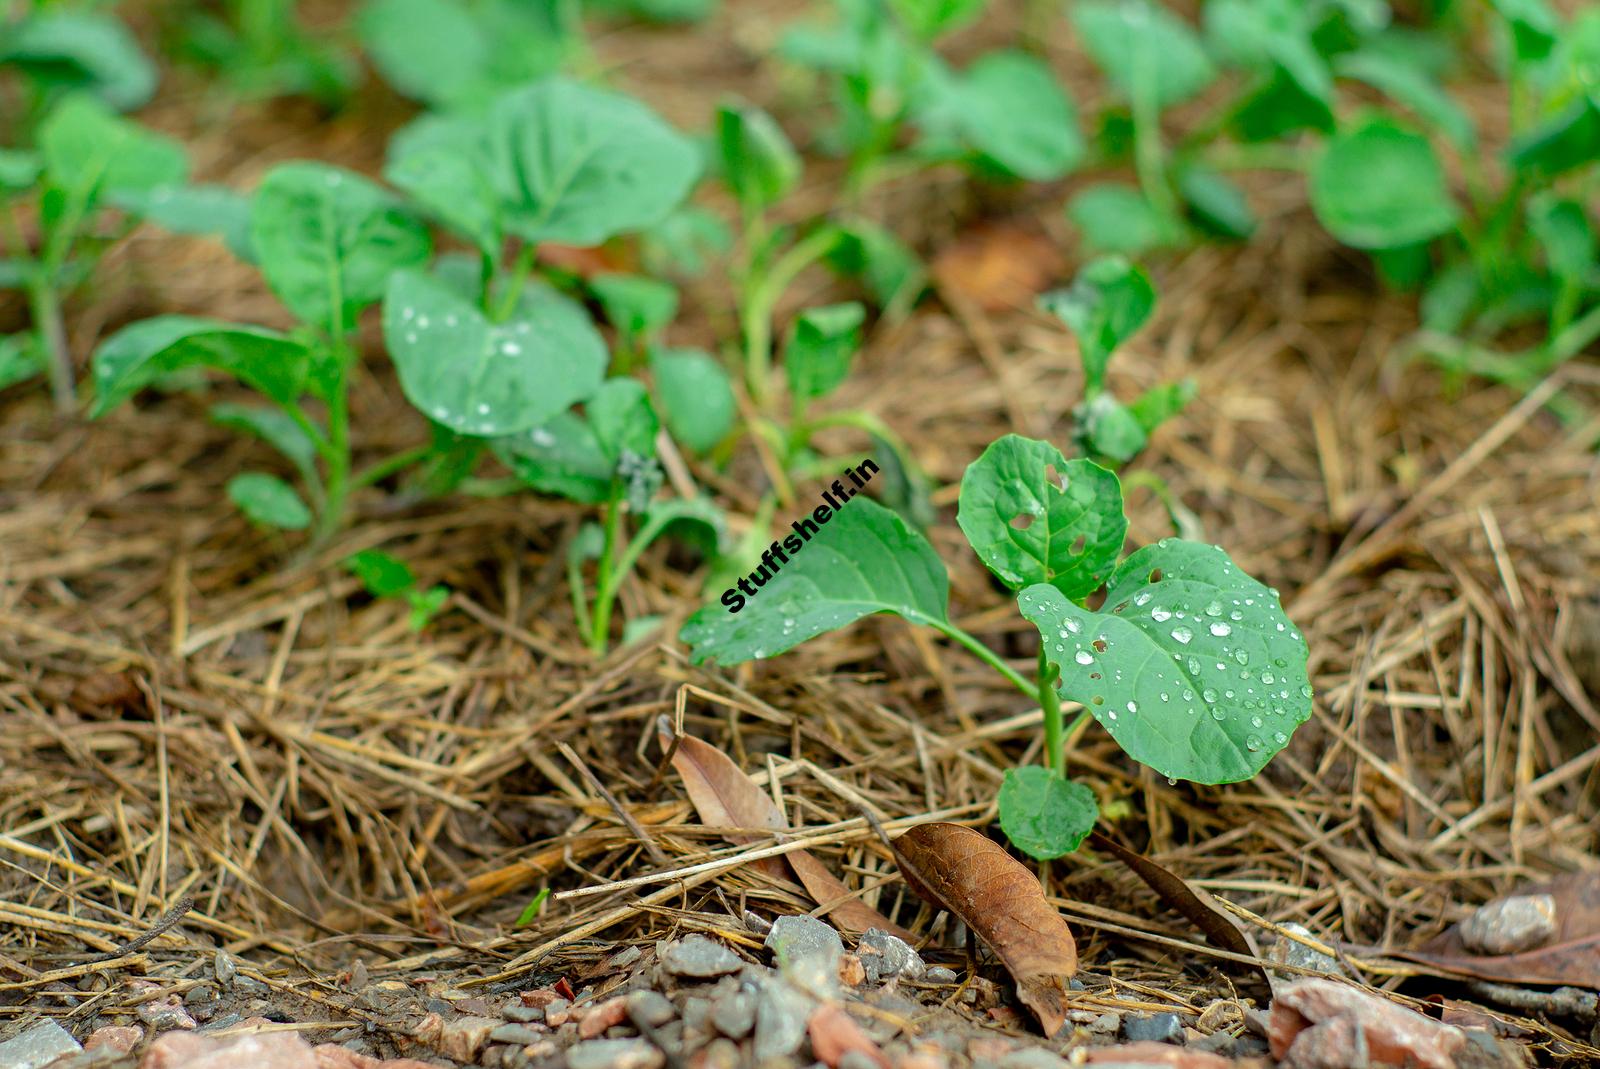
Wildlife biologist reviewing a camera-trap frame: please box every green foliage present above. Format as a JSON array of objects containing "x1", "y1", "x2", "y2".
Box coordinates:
[
  {"x1": 0, "y1": 10, "x2": 157, "y2": 115},
  {"x1": 228, "y1": 472, "x2": 313, "y2": 530},
  {"x1": 357, "y1": 0, "x2": 571, "y2": 108},
  {"x1": 785, "y1": 303, "x2": 865, "y2": 406},
  {"x1": 651, "y1": 348, "x2": 736, "y2": 454},
  {"x1": 1071, "y1": 0, "x2": 1215, "y2": 108},
  {"x1": 345, "y1": 550, "x2": 452, "y2": 630},
  {"x1": 998, "y1": 767, "x2": 1097, "y2": 859},
  {"x1": 717, "y1": 103, "x2": 802, "y2": 218},
  {"x1": 1310, "y1": 115, "x2": 1458, "y2": 249}
]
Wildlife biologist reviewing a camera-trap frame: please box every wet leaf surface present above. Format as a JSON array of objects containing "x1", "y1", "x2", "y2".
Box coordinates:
[{"x1": 891, "y1": 822, "x2": 1077, "y2": 1035}]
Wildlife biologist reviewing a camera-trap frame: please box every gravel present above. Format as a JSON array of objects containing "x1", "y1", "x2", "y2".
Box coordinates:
[{"x1": 659, "y1": 935, "x2": 744, "y2": 979}]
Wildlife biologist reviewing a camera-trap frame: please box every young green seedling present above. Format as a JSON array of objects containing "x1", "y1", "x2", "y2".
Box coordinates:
[
  {"x1": 91, "y1": 159, "x2": 433, "y2": 541},
  {"x1": 176, "y1": 0, "x2": 357, "y2": 105},
  {"x1": 680, "y1": 434, "x2": 1312, "y2": 860},
  {"x1": 344, "y1": 549, "x2": 451, "y2": 630},
  {"x1": 1038, "y1": 256, "x2": 1194, "y2": 468},
  {"x1": 3, "y1": 95, "x2": 188, "y2": 412},
  {"x1": 0, "y1": 8, "x2": 157, "y2": 134}
]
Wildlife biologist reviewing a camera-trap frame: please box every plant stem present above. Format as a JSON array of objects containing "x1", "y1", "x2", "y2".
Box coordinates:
[
  {"x1": 311, "y1": 336, "x2": 354, "y2": 547},
  {"x1": 741, "y1": 228, "x2": 844, "y2": 406},
  {"x1": 926, "y1": 617, "x2": 1040, "y2": 703},
  {"x1": 1130, "y1": 67, "x2": 1179, "y2": 226},
  {"x1": 588, "y1": 485, "x2": 626, "y2": 653},
  {"x1": 26, "y1": 274, "x2": 72, "y2": 414},
  {"x1": 1039, "y1": 648, "x2": 1062, "y2": 775},
  {"x1": 352, "y1": 443, "x2": 433, "y2": 489},
  {"x1": 493, "y1": 243, "x2": 539, "y2": 322}
]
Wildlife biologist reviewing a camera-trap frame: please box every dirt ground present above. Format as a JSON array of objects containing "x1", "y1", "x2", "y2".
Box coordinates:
[{"x1": 2, "y1": 1, "x2": 1599, "y2": 1067}]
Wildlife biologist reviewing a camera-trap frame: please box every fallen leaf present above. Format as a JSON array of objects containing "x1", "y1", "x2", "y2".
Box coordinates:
[
  {"x1": 807, "y1": 1004, "x2": 890, "y2": 1068},
  {"x1": 1391, "y1": 872, "x2": 1600, "y2": 988},
  {"x1": 1270, "y1": 978, "x2": 1466, "y2": 1069},
  {"x1": 659, "y1": 719, "x2": 912, "y2": 940},
  {"x1": 537, "y1": 242, "x2": 634, "y2": 278},
  {"x1": 891, "y1": 822, "x2": 1077, "y2": 1036},
  {"x1": 931, "y1": 222, "x2": 1064, "y2": 313},
  {"x1": 1088, "y1": 831, "x2": 1270, "y2": 992}
]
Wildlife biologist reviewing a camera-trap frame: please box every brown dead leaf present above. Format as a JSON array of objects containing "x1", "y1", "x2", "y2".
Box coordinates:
[
  {"x1": 1089, "y1": 832, "x2": 1270, "y2": 993},
  {"x1": 807, "y1": 1004, "x2": 890, "y2": 1068},
  {"x1": 930, "y1": 222, "x2": 1064, "y2": 313},
  {"x1": 891, "y1": 822, "x2": 1077, "y2": 1036},
  {"x1": 536, "y1": 243, "x2": 635, "y2": 278},
  {"x1": 659, "y1": 720, "x2": 913, "y2": 940},
  {"x1": 1391, "y1": 872, "x2": 1600, "y2": 988}
]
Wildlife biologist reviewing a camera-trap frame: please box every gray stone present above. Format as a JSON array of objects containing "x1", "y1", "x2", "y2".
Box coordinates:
[
  {"x1": 0, "y1": 1021, "x2": 80, "y2": 1069},
  {"x1": 711, "y1": 990, "x2": 755, "y2": 1038},
  {"x1": 923, "y1": 966, "x2": 958, "y2": 985},
  {"x1": 1267, "y1": 922, "x2": 1347, "y2": 978},
  {"x1": 1460, "y1": 894, "x2": 1558, "y2": 955},
  {"x1": 857, "y1": 928, "x2": 924, "y2": 983},
  {"x1": 213, "y1": 949, "x2": 236, "y2": 986},
  {"x1": 679, "y1": 996, "x2": 712, "y2": 1036},
  {"x1": 752, "y1": 978, "x2": 812, "y2": 1061},
  {"x1": 840, "y1": 1052, "x2": 884, "y2": 1069},
  {"x1": 765, "y1": 915, "x2": 844, "y2": 972},
  {"x1": 565, "y1": 1037, "x2": 664, "y2": 1069},
  {"x1": 489, "y1": 1024, "x2": 543, "y2": 1045},
  {"x1": 999, "y1": 1051, "x2": 1071, "y2": 1069},
  {"x1": 503, "y1": 1004, "x2": 543, "y2": 1023},
  {"x1": 625, "y1": 990, "x2": 675, "y2": 1028},
  {"x1": 660, "y1": 935, "x2": 743, "y2": 979},
  {"x1": 1087, "y1": 1012, "x2": 1121, "y2": 1034},
  {"x1": 1123, "y1": 1012, "x2": 1183, "y2": 1044}
]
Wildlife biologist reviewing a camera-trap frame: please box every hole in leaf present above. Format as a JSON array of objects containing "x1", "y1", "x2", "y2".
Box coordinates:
[
  {"x1": 1044, "y1": 464, "x2": 1069, "y2": 491},
  {"x1": 1010, "y1": 513, "x2": 1035, "y2": 530},
  {"x1": 1113, "y1": 601, "x2": 1129, "y2": 614},
  {"x1": 1070, "y1": 534, "x2": 1087, "y2": 555},
  {"x1": 1149, "y1": 568, "x2": 1164, "y2": 583},
  {"x1": 1092, "y1": 639, "x2": 1107, "y2": 653},
  {"x1": 1089, "y1": 672, "x2": 1101, "y2": 680}
]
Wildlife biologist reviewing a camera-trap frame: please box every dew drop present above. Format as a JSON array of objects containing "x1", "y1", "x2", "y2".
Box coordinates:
[
  {"x1": 1210, "y1": 622, "x2": 1232, "y2": 637},
  {"x1": 1245, "y1": 735, "x2": 1263, "y2": 752},
  {"x1": 1126, "y1": 701, "x2": 1138, "y2": 713},
  {"x1": 1300, "y1": 684, "x2": 1314, "y2": 698},
  {"x1": 1151, "y1": 608, "x2": 1172, "y2": 622},
  {"x1": 1074, "y1": 650, "x2": 1093, "y2": 665},
  {"x1": 1201, "y1": 688, "x2": 1218, "y2": 702},
  {"x1": 1233, "y1": 649, "x2": 1249, "y2": 665},
  {"x1": 1171, "y1": 626, "x2": 1193, "y2": 644}
]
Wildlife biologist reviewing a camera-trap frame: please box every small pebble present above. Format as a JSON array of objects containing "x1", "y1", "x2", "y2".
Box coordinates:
[
  {"x1": 840, "y1": 1051, "x2": 886, "y2": 1069},
  {"x1": 659, "y1": 935, "x2": 743, "y2": 979},
  {"x1": 565, "y1": 1037, "x2": 664, "y2": 1069},
  {"x1": 710, "y1": 990, "x2": 755, "y2": 1038},
  {"x1": 489, "y1": 1024, "x2": 543, "y2": 1045},
  {"x1": 765, "y1": 915, "x2": 844, "y2": 972},
  {"x1": 999, "y1": 1050, "x2": 1071, "y2": 1069},
  {"x1": 626, "y1": 990, "x2": 675, "y2": 1028},
  {"x1": 1088, "y1": 1011, "x2": 1121, "y2": 1034},
  {"x1": 1460, "y1": 894, "x2": 1558, "y2": 955},
  {"x1": 923, "y1": 966, "x2": 958, "y2": 985},
  {"x1": 502, "y1": 1004, "x2": 543, "y2": 1023},
  {"x1": 857, "y1": 928, "x2": 925, "y2": 983},
  {"x1": 1123, "y1": 1012, "x2": 1183, "y2": 1044},
  {"x1": 0, "y1": 1020, "x2": 80, "y2": 1069}
]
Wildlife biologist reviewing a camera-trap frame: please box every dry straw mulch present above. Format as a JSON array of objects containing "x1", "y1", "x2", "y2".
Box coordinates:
[{"x1": 3, "y1": 1, "x2": 1600, "y2": 1059}]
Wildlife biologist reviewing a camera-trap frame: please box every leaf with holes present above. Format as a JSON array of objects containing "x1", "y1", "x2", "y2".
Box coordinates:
[
  {"x1": 384, "y1": 267, "x2": 606, "y2": 437},
  {"x1": 1018, "y1": 539, "x2": 1312, "y2": 783},
  {"x1": 957, "y1": 435, "x2": 1126, "y2": 599},
  {"x1": 680, "y1": 497, "x2": 949, "y2": 664}
]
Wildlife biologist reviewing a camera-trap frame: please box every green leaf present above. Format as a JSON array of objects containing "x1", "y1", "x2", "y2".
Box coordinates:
[
  {"x1": 0, "y1": 334, "x2": 45, "y2": 392},
  {"x1": 39, "y1": 94, "x2": 188, "y2": 205},
  {"x1": 1018, "y1": 539, "x2": 1313, "y2": 784},
  {"x1": 1508, "y1": 101, "x2": 1600, "y2": 177},
  {"x1": 1310, "y1": 115, "x2": 1458, "y2": 249},
  {"x1": 1128, "y1": 379, "x2": 1196, "y2": 434},
  {"x1": 889, "y1": 0, "x2": 986, "y2": 39},
  {"x1": 384, "y1": 268, "x2": 606, "y2": 437},
  {"x1": 680, "y1": 497, "x2": 950, "y2": 664},
  {"x1": 1176, "y1": 164, "x2": 1257, "y2": 241},
  {"x1": 406, "y1": 585, "x2": 451, "y2": 630},
  {"x1": 870, "y1": 431, "x2": 937, "y2": 531},
  {"x1": 1489, "y1": 0, "x2": 1558, "y2": 63},
  {"x1": 1203, "y1": 0, "x2": 1330, "y2": 105},
  {"x1": 1334, "y1": 50, "x2": 1476, "y2": 150},
  {"x1": 588, "y1": 378, "x2": 660, "y2": 463},
  {"x1": 998, "y1": 768, "x2": 1098, "y2": 859},
  {"x1": 345, "y1": 549, "x2": 417, "y2": 597},
  {"x1": 357, "y1": 0, "x2": 492, "y2": 107},
  {"x1": 1421, "y1": 260, "x2": 1479, "y2": 334},
  {"x1": 1230, "y1": 66, "x2": 1335, "y2": 142},
  {"x1": 786, "y1": 302, "x2": 866, "y2": 405},
  {"x1": 114, "y1": 184, "x2": 255, "y2": 261},
  {"x1": 485, "y1": 78, "x2": 702, "y2": 246},
  {"x1": 1038, "y1": 256, "x2": 1156, "y2": 392},
  {"x1": 0, "y1": 12, "x2": 157, "y2": 111},
  {"x1": 957, "y1": 435, "x2": 1126, "y2": 598},
  {"x1": 716, "y1": 103, "x2": 802, "y2": 216},
  {"x1": 0, "y1": 149, "x2": 43, "y2": 193},
  {"x1": 250, "y1": 162, "x2": 432, "y2": 334},
  {"x1": 1529, "y1": 195, "x2": 1595, "y2": 285},
  {"x1": 384, "y1": 134, "x2": 502, "y2": 257},
  {"x1": 1078, "y1": 393, "x2": 1148, "y2": 464},
  {"x1": 228, "y1": 472, "x2": 312, "y2": 530},
  {"x1": 209, "y1": 403, "x2": 319, "y2": 486},
  {"x1": 825, "y1": 219, "x2": 927, "y2": 314},
  {"x1": 1071, "y1": 0, "x2": 1214, "y2": 108},
  {"x1": 651, "y1": 347, "x2": 736, "y2": 454},
  {"x1": 640, "y1": 206, "x2": 734, "y2": 279},
  {"x1": 91, "y1": 316, "x2": 311, "y2": 418},
  {"x1": 944, "y1": 50, "x2": 1083, "y2": 181},
  {"x1": 591, "y1": 273, "x2": 680, "y2": 339},
  {"x1": 493, "y1": 411, "x2": 613, "y2": 503},
  {"x1": 1066, "y1": 184, "x2": 1181, "y2": 255}
]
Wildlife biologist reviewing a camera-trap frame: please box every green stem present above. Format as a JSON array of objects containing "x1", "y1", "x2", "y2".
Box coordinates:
[
  {"x1": 1039, "y1": 648, "x2": 1062, "y2": 775},
  {"x1": 1130, "y1": 70, "x2": 1179, "y2": 225},
  {"x1": 26, "y1": 273, "x2": 71, "y2": 413},
  {"x1": 588, "y1": 485, "x2": 626, "y2": 653},
  {"x1": 926, "y1": 617, "x2": 1040, "y2": 703},
  {"x1": 352, "y1": 443, "x2": 432, "y2": 489},
  {"x1": 741, "y1": 227, "x2": 845, "y2": 406},
  {"x1": 493, "y1": 243, "x2": 539, "y2": 322},
  {"x1": 311, "y1": 336, "x2": 354, "y2": 547},
  {"x1": 568, "y1": 542, "x2": 593, "y2": 643}
]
